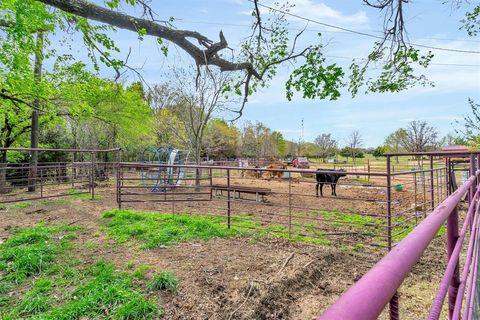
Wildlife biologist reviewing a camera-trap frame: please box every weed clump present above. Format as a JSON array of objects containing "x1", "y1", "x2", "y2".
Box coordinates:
[{"x1": 147, "y1": 272, "x2": 179, "y2": 292}]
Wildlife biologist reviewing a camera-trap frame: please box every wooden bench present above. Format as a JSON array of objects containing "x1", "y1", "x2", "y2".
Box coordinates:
[{"x1": 211, "y1": 184, "x2": 271, "y2": 202}]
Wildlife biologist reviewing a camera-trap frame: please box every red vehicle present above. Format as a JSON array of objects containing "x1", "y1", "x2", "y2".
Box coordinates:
[{"x1": 292, "y1": 157, "x2": 310, "y2": 168}]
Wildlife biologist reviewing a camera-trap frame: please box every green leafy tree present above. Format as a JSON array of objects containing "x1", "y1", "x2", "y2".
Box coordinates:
[
  {"x1": 271, "y1": 131, "x2": 288, "y2": 158},
  {"x1": 339, "y1": 147, "x2": 364, "y2": 160},
  {"x1": 204, "y1": 119, "x2": 239, "y2": 160},
  {"x1": 68, "y1": 80, "x2": 155, "y2": 160},
  {"x1": 314, "y1": 133, "x2": 338, "y2": 162},
  {"x1": 303, "y1": 142, "x2": 319, "y2": 158},
  {"x1": 240, "y1": 121, "x2": 278, "y2": 159},
  {"x1": 384, "y1": 128, "x2": 408, "y2": 163},
  {"x1": 372, "y1": 146, "x2": 387, "y2": 158},
  {"x1": 457, "y1": 99, "x2": 480, "y2": 148}
]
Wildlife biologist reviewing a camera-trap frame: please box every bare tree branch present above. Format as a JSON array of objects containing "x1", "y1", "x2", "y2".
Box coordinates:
[{"x1": 0, "y1": 19, "x2": 15, "y2": 28}]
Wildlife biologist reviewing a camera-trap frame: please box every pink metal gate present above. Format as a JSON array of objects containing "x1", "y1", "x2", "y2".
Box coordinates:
[{"x1": 319, "y1": 151, "x2": 480, "y2": 320}]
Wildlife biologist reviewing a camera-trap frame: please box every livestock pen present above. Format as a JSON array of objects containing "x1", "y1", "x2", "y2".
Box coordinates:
[
  {"x1": 116, "y1": 154, "x2": 454, "y2": 251},
  {"x1": 1, "y1": 147, "x2": 459, "y2": 251},
  {"x1": 1, "y1": 147, "x2": 476, "y2": 319}
]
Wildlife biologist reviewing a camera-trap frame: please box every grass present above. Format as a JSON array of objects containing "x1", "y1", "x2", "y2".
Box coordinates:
[
  {"x1": 44, "y1": 261, "x2": 162, "y2": 319},
  {"x1": 390, "y1": 219, "x2": 446, "y2": 243},
  {"x1": 132, "y1": 265, "x2": 151, "y2": 280},
  {"x1": 102, "y1": 209, "x2": 239, "y2": 249},
  {"x1": 16, "y1": 278, "x2": 53, "y2": 316},
  {"x1": 65, "y1": 189, "x2": 101, "y2": 200},
  {"x1": 0, "y1": 225, "x2": 76, "y2": 286},
  {"x1": 102, "y1": 209, "x2": 331, "y2": 249},
  {"x1": 147, "y1": 272, "x2": 178, "y2": 292},
  {"x1": 349, "y1": 177, "x2": 370, "y2": 183},
  {"x1": 40, "y1": 198, "x2": 69, "y2": 206},
  {"x1": 83, "y1": 240, "x2": 97, "y2": 251},
  {"x1": 318, "y1": 211, "x2": 382, "y2": 229},
  {"x1": 0, "y1": 202, "x2": 32, "y2": 210},
  {"x1": 0, "y1": 225, "x2": 169, "y2": 319}
]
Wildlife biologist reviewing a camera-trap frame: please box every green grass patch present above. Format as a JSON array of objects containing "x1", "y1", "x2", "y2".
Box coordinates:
[
  {"x1": 132, "y1": 265, "x2": 151, "y2": 280},
  {"x1": 0, "y1": 225, "x2": 75, "y2": 286},
  {"x1": 0, "y1": 225, "x2": 167, "y2": 319},
  {"x1": 349, "y1": 177, "x2": 370, "y2": 183},
  {"x1": 318, "y1": 211, "x2": 382, "y2": 229},
  {"x1": 211, "y1": 172, "x2": 225, "y2": 178},
  {"x1": 0, "y1": 202, "x2": 32, "y2": 210},
  {"x1": 102, "y1": 209, "x2": 239, "y2": 249},
  {"x1": 147, "y1": 272, "x2": 178, "y2": 292},
  {"x1": 83, "y1": 240, "x2": 97, "y2": 251},
  {"x1": 16, "y1": 278, "x2": 53, "y2": 316},
  {"x1": 40, "y1": 198, "x2": 69, "y2": 206},
  {"x1": 65, "y1": 189, "x2": 101, "y2": 200},
  {"x1": 44, "y1": 261, "x2": 162, "y2": 319},
  {"x1": 102, "y1": 209, "x2": 330, "y2": 248}
]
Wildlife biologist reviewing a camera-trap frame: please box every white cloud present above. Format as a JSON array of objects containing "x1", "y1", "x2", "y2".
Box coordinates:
[
  {"x1": 289, "y1": 0, "x2": 369, "y2": 27},
  {"x1": 241, "y1": 0, "x2": 369, "y2": 29},
  {"x1": 275, "y1": 128, "x2": 303, "y2": 134}
]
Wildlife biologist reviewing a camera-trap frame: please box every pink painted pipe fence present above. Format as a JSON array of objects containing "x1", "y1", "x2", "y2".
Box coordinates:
[{"x1": 319, "y1": 171, "x2": 480, "y2": 320}]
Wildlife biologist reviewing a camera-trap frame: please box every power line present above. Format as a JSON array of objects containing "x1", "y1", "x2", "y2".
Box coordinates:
[
  {"x1": 323, "y1": 54, "x2": 480, "y2": 67},
  {"x1": 180, "y1": 18, "x2": 480, "y2": 44},
  {"x1": 249, "y1": 0, "x2": 480, "y2": 54},
  {"x1": 178, "y1": 19, "x2": 480, "y2": 43}
]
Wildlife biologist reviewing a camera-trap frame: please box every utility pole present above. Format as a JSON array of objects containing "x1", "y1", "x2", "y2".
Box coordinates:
[{"x1": 298, "y1": 118, "x2": 304, "y2": 156}]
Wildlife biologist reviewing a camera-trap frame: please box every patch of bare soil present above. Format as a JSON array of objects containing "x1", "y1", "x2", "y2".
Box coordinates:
[{"x1": 0, "y1": 185, "x2": 447, "y2": 319}]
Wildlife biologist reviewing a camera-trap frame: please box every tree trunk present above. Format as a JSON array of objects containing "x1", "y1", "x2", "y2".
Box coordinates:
[{"x1": 28, "y1": 32, "x2": 43, "y2": 192}]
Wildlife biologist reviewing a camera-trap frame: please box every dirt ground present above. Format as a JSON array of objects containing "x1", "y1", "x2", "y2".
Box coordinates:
[{"x1": 0, "y1": 183, "x2": 449, "y2": 319}]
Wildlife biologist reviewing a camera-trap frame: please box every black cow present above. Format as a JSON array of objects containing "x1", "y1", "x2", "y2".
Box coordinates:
[{"x1": 315, "y1": 169, "x2": 347, "y2": 197}]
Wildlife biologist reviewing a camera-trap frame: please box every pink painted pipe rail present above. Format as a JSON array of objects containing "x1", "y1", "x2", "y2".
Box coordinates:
[
  {"x1": 428, "y1": 187, "x2": 480, "y2": 319},
  {"x1": 319, "y1": 173, "x2": 478, "y2": 320}
]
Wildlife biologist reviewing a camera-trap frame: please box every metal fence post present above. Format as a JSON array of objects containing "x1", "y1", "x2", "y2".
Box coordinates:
[
  {"x1": 386, "y1": 155, "x2": 393, "y2": 250},
  {"x1": 367, "y1": 159, "x2": 371, "y2": 181},
  {"x1": 227, "y1": 168, "x2": 231, "y2": 228},
  {"x1": 447, "y1": 205, "x2": 460, "y2": 319},
  {"x1": 40, "y1": 168, "x2": 43, "y2": 198},
  {"x1": 91, "y1": 152, "x2": 95, "y2": 200},
  {"x1": 71, "y1": 152, "x2": 75, "y2": 188},
  {"x1": 446, "y1": 158, "x2": 451, "y2": 196},
  {"x1": 430, "y1": 155, "x2": 435, "y2": 211},
  {"x1": 116, "y1": 150, "x2": 121, "y2": 209},
  {"x1": 288, "y1": 172, "x2": 292, "y2": 237},
  {"x1": 209, "y1": 167, "x2": 213, "y2": 200},
  {"x1": 422, "y1": 170, "x2": 427, "y2": 215},
  {"x1": 414, "y1": 170, "x2": 418, "y2": 225},
  {"x1": 477, "y1": 154, "x2": 480, "y2": 176},
  {"x1": 386, "y1": 155, "x2": 400, "y2": 320},
  {"x1": 470, "y1": 154, "x2": 476, "y2": 206}
]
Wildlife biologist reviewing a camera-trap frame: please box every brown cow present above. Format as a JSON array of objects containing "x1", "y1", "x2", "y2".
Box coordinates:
[
  {"x1": 243, "y1": 166, "x2": 263, "y2": 179},
  {"x1": 266, "y1": 163, "x2": 287, "y2": 178}
]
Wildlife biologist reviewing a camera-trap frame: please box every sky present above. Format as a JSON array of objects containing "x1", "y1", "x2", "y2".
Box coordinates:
[{"x1": 70, "y1": 0, "x2": 480, "y2": 147}]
